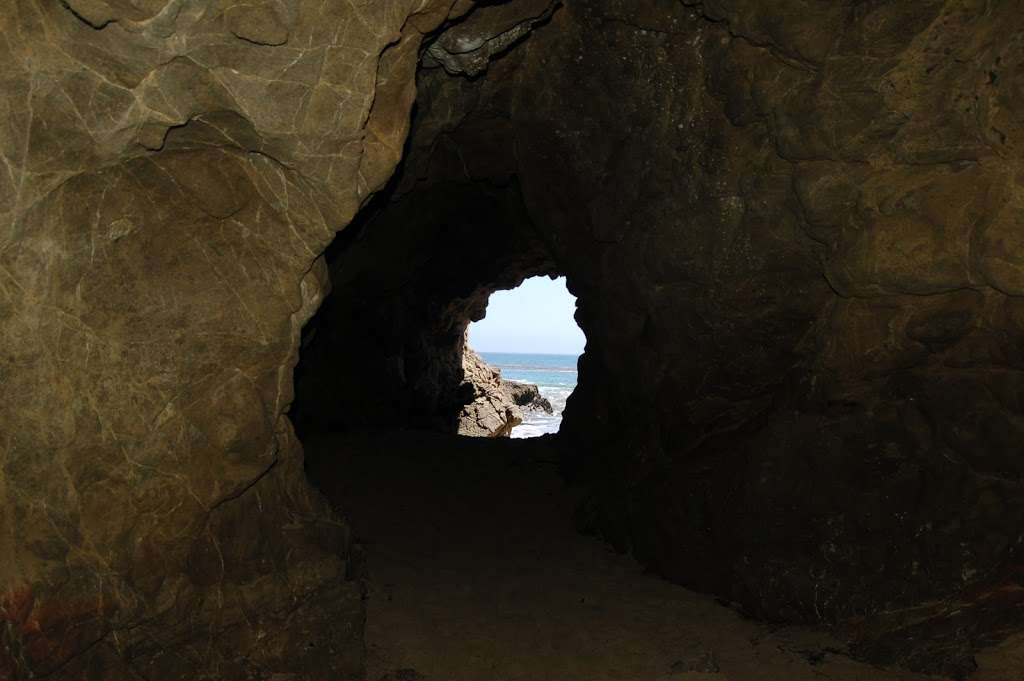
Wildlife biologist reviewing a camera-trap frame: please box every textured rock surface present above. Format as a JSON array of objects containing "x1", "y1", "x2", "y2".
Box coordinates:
[
  {"x1": 458, "y1": 344, "x2": 523, "y2": 438},
  {"x1": 503, "y1": 380, "x2": 554, "y2": 414},
  {"x1": 423, "y1": 0, "x2": 558, "y2": 76},
  {"x1": 7, "y1": 0, "x2": 1024, "y2": 678},
  {"x1": 295, "y1": 0, "x2": 1024, "y2": 676},
  {"x1": 507, "y1": 2, "x2": 1024, "y2": 673},
  {"x1": 517, "y1": 1, "x2": 1024, "y2": 674},
  {"x1": 0, "y1": 0, "x2": 474, "y2": 677}
]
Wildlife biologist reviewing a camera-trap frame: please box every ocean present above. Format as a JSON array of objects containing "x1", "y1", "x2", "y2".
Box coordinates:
[{"x1": 480, "y1": 352, "x2": 579, "y2": 438}]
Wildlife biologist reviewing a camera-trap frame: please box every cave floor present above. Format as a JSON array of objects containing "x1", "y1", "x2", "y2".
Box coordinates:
[{"x1": 304, "y1": 430, "x2": 950, "y2": 681}]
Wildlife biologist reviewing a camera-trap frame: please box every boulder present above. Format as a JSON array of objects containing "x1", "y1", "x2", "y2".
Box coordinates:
[{"x1": 502, "y1": 380, "x2": 554, "y2": 414}]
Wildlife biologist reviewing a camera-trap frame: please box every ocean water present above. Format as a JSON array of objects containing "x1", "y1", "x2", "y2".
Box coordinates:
[{"x1": 480, "y1": 352, "x2": 579, "y2": 438}]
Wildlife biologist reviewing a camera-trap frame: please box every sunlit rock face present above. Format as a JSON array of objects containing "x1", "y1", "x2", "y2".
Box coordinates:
[
  {"x1": 0, "y1": 0, "x2": 473, "y2": 677},
  {"x1": 458, "y1": 344, "x2": 523, "y2": 438}
]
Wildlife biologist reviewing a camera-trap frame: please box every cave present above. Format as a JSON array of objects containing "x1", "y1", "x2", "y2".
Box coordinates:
[{"x1": 4, "y1": 1, "x2": 1024, "y2": 680}]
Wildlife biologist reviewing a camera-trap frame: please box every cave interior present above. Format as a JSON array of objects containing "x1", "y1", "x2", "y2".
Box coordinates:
[{"x1": 3, "y1": 0, "x2": 1024, "y2": 679}]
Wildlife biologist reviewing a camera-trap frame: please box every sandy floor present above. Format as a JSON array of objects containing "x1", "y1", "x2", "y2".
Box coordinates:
[{"x1": 306, "y1": 430, "x2": 954, "y2": 681}]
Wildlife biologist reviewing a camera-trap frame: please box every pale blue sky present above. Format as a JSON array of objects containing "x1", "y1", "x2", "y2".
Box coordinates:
[{"x1": 468, "y1": 276, "x2": 585, "y2": 355}]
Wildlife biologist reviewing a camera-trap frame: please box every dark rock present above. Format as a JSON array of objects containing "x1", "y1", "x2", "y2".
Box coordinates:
[
  {"x1": 0, "y1": 0, "x2": 480, "y2": 678},
  {"x1": 503, "y1": 380, "x2": 554, "y2": 414},
  {"x1": 423, "y1": 0, "x2": 559, "y2": 77},
  {"x1": 297, "y1": 0, "x2": 1024, "y2": 675},
  {"x1": 670, "y1": 649, "x2": 720, "y2": 674},
  {"x1": 379, "y1": 669, "x2": 426, "y2": 681}
]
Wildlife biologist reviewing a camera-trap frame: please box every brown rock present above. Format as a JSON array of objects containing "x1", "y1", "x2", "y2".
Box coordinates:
[
  {"x1": 224, "y1": 2, "x2": 290, "y2": 47},
  {"x1": 290, "y1": 1, "x2": 1024, "y2": 675},
  {"x1": 0, "y1": 0, "x2": 477, "y2": 677},
  {"x1": 6, "y1": 0, "x2": 1024, "y2": 678},
  {"x1": 458, "y1": 344, "x2": 523, "y2": 438}
]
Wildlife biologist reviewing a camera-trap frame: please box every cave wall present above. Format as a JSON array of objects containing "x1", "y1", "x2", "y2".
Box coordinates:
[
  {"x1": 510, "y1": 1, "x2": 1024, "y2": 672},
  {"x1": 0, "y1": 1, "x2": 476, "y2": 677},
  {"x1": 333, "y1": 0, "x2": 1024, "y2": 674}
]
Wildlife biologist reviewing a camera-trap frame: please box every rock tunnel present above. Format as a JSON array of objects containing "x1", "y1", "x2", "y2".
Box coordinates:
[{"x1": 3, "y1": 0, "x2": 1024, "y2": 679}]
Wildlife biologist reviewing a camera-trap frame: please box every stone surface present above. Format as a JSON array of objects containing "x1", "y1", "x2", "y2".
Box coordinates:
[
  {"x1": 7, "y1": 0, "x2": 1024, "y2": 678},
  {"x1": 513, "y1": 1, "x2": 1024, "y2": 674},
  {"x1": 294, "y1": 0, "x2": 1024, "y2": 676},
  {"x1": 0, "y1": 0, "x2": 474, "y2": 677},
  {"x1": 423, "y1": 0, "x2": 559, "y2": 77},
  {"x1": 503, "y1": 380, "x2": 554, "y2": 414},
  {"x1": 458, "y1": 344, "x2": 523, "y2": 438}
]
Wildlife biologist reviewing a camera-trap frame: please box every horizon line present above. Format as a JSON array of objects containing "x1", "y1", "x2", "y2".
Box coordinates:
[{"x1": 474, "y1": 348, "x2": 583, "y2": 356}]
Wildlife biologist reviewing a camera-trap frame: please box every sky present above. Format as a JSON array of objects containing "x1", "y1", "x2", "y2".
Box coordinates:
[{"x1": 468, "y1": 276, "x2": 586, "y2": 355}]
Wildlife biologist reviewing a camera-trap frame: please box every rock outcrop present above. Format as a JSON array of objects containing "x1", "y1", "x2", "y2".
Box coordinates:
[
  {"x1": 458, "y1": 346, "x2": 523, "y2": 438},
  {"x1": 503, "y1": 380, "x2": 554, "y2": 414}
]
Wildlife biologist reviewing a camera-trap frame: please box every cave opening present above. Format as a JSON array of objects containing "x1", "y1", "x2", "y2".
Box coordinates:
[
  {"x1": 283, "y1": 129, "x2": 621, "y2": 678},
  {"x1": 465, "y1": 275, "x2": 584, "y2": 439},
  {"x1": 289, "y1": 176, "x2": 566, "y2": 446}
]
